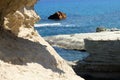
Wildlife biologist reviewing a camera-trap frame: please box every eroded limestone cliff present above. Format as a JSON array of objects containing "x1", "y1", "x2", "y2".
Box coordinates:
[{"x1": 0, "y1": 0, "x2": 83, "y2": 80}]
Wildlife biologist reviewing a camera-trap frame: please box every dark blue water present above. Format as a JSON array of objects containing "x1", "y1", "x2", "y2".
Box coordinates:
[
  {"x1": 54, "y1": 47, "x2": 89, "y2": 61},
  {"x1": 34, "y1": 0, "x2": 120, "y2": 61}
]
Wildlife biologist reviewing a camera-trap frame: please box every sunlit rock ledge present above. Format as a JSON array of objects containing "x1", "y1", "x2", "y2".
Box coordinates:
[{"x1": 44, "y1": 31, "x2": 120, "y2": 51}]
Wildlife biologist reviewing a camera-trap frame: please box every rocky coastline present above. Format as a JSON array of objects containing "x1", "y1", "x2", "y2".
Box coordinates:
[
  {"x1": 44, "y1": 31, "x2": 120, "y2": 51},
  {"x1": 1, "y1": 0, "x2": 120, "y2": 80},
  {"x1": 44, "y1": 31, "x2": 120, "y2": 79}
]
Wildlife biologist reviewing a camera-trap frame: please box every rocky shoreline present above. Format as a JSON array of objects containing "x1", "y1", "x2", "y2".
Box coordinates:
[
  {"x1": 44, "y1": 31, "x2": 120, "y2": 51},
  {"x1": 44, "y1": 31, "x2": 120, "y2": 79},
  {"x1": 1, "y1": 0, "x2": 120, "y2": 80}
]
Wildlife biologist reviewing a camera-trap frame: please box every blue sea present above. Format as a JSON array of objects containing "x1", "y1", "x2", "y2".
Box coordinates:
[{"x1": 34, "y1": 0, "x2": 120, "y2": 61}]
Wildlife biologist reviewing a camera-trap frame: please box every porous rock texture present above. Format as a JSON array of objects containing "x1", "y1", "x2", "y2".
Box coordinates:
[{"x1": 0, "y1": 0, "x2": 84, "y2": 80}]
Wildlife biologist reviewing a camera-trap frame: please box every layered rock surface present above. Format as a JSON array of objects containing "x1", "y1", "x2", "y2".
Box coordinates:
[
  {"x1": 44, "y1": 34, "x2": 85, "y2": 50},
  {"x1": 45, "y1": 32, "x2": 120, "y2": 79},
  {"x1": 44, "y1": 31, "x2": 120, "y2": 50},
  {"x1": 0, "y1": 0, "x2": 83, "y2": 80},
  {"x1": 74, "y1": 32, "x2": 120, "y2": 79}
]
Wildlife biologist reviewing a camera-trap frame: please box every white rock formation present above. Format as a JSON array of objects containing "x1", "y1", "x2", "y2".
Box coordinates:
[
  {"x1": 44, "y1": 34, "x2": 85, "y2": 50},
  {"x1": 0, "y1": 0, "x2": 84, "y2": 80},
  {"x1": 44, "y1": 31, "x2": 120, "y2": 50}
]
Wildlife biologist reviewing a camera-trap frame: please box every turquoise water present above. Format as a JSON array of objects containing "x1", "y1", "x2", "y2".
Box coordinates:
[
  {"x1": 35, "y1": 0, "x2": 120, "y2": 36},
  {"x1": 34, "y1": 0, "x2": 120, "y2": 61}
]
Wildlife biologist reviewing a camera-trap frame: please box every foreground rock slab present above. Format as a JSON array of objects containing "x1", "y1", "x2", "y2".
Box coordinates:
[
  {"x1": 0, "y1": 0, "x2": 83, "y2": 80},
  {"x1": 0, "y1": 31, "x2": 84, "y2": 80}
]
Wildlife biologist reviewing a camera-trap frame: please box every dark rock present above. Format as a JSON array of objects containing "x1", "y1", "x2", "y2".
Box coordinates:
[
  {"x1": 48, "y1": 11, "x2": 66, "y2": 20},
  {"x1": 73, "y1": 61, "x2": 120, "y2": 80},
  {"x1": 96, "y1": 27, "x2": 120, "y2": 32},
  {"x1": 96, "y1": 27, "x2": 107, "y2": 32}
]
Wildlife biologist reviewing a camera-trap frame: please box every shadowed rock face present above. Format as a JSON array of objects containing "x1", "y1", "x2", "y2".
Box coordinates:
[{"x1": 0, "y1": 0, "x2": 84, "y2": 80}]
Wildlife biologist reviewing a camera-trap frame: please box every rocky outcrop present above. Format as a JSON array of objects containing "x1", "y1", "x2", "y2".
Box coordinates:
[
  {"x1": 73, "y1": 32, "x2": 120, "y2": 79},
  {"x1": 96, "y1": 27, "x2": 107, "y2": 32},
  {"x1": 44, "y1": 31, "x2": 120, "y2": 51},
  {"x1": 44, "y1": 34, "x2": 85, "y2": 50},
  {"x1": 45, "y1": 32, "x2": 120, "y2": 79},
  {"x1": 0, "y1": 0, "x2": 83, "y2": 80},
  {"x1": 48, "y1": 11, "x2": 66, "y2": 20},
  {"x1": 96, "y1": 27, "x2": 120, "y2": 32}
]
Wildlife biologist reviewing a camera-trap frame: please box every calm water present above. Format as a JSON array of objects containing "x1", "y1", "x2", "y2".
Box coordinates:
[{"x1": 34, "y1": 0, "x2": 120, "y2": 61}]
